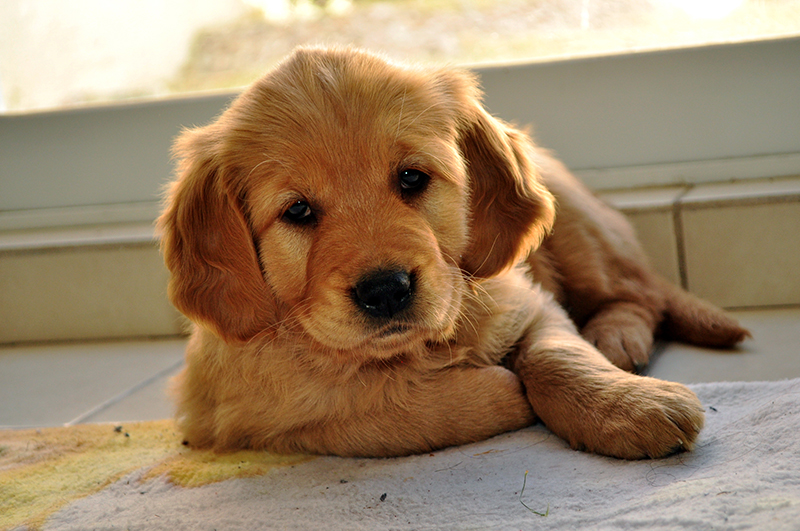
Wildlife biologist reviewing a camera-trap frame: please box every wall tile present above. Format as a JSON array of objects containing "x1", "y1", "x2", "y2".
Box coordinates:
[
  {"x1": 681, "y1": 200, "x2": 800, "y2": 307},
  {"x1": 0, "y1": 243, "x2": 183, "y2": 343}
]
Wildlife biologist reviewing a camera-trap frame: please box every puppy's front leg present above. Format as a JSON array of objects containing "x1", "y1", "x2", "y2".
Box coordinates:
[
  {"x1": 512, "y1": 294, "x2": 704, "y2": 459},
  {"x1": 278, "y1": 366, "x2": 535, "y2": 457}
]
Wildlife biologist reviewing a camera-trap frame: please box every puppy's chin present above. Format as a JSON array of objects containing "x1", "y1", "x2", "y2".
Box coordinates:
[
  {"x1": 360, "y1": 324, "x2": 440, "y2": 359},
  {"x1": 302, "y1": 316, "x2": 456, "y2": 362}
]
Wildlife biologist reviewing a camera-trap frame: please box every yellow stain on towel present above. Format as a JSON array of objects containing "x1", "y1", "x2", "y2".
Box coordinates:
[
  {"x1": 0, "y1": 420, "x2": 315, "y2": 531},
  {"x1": 0, "y1": 420, "x2": 179, "y2": 531},
  {"x1": 144, "y1": 448, "x2": 314, "y2": 488}
]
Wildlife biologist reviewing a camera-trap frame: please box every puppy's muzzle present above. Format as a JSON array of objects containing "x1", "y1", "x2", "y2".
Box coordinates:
[{"x1": 352, "y1": 269, "x2": 415, "y2": 320}]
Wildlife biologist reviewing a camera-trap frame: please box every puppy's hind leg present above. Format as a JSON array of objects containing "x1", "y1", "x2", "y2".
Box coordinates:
[
  {"x1": 580, "y1": 300, "x2": 661, "y2": 373},
  {"x1": 581, "y1": 277, "x2": 751, "y2": 373},
  {"x1": 659, "y1": 278, "x2": 751, "y2": 348},
  {"x1": 531, "y1": 153, "x2": 671, "y2": 372}
]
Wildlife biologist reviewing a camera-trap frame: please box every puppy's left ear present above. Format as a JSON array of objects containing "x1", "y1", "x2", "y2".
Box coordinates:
[
  {"x1": 444, "y1": 71, "x2": 556, "y2": 278},
  {"x1": 158, "y1": 126, "x2": 276, "y2": 342}
]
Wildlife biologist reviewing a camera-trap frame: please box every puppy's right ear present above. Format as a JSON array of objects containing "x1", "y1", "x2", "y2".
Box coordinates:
[
  {"x1": 440, "y1": 70, "x2": 555, "y2": 279},
  {"x1": 158, "y1": 127, "x2": 274, "y2": 342}
]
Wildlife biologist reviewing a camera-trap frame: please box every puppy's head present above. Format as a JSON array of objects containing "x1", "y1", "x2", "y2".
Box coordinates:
[{"x1": 159, "y1": 47, "x2": 554, "y2": 357}]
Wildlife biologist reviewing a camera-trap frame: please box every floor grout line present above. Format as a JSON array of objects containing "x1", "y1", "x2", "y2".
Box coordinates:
[{"x1": 63, "y1": 358, "x2": 184, "y2": 427}]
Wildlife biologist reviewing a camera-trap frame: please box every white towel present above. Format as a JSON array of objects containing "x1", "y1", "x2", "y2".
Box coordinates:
[{"x1": 44, "y1": 378, "x2": 800, "y2": 531}]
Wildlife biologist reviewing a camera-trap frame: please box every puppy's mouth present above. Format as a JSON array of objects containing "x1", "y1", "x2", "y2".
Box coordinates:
[
  {"x1": 375, "y1": 322, "x2": 412, "y2": 339},
  {"x1": 364, "y1": 321, "x2": 432, "y2": 352}
]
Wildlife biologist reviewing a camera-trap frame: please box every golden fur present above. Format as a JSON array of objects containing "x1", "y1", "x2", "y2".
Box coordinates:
[{"x1": 158, "y1": 47, "x2": 749, "y2": 459}]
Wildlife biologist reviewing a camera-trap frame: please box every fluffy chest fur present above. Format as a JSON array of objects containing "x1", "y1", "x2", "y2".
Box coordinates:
[{"x1": 176, "y1": 266, "x2": 548, "y2": 450}]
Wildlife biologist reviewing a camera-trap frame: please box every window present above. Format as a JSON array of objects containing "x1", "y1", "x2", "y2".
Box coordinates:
[{"x1": 1, "y1": 0, "x2": 799, "y2": 113}]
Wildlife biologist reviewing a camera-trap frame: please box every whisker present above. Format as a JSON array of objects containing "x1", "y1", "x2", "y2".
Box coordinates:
[
  {"x1": 394, "y1": 88, "x2": 407, "y2": 145},
  {"x1": 246, "y1": 156, "x2": 286, "y2": 180},
  {"x1": 247, "y1": 298, "x2": 316, "y2": 353},
  {"x1": 378, "y1": 358, "x2": 399, "y2": 382},
  {"x1": 396, "y1": 101, "x2": 446, "y2": 137},
  {"x1": 470, "y1": 234, "x2": 502, "y2": 277}
]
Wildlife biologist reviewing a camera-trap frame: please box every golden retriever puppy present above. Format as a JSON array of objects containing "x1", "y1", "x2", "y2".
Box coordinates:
[{"x1": 159, "y1": 46, "x2": 748, "y2": 459}]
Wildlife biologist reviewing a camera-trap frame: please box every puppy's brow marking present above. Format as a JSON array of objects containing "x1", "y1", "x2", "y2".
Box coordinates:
[{"x1": 406, "y1": 149, "x2": 447, "y2": 172}]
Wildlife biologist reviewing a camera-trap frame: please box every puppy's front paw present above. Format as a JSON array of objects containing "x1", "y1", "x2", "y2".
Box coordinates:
[
  {"x1": 528, "y1": 371, "x2": 703, "y2": 459},
  {"x1": 550, "y1": 376, "x2": 704, "y2": 460}
]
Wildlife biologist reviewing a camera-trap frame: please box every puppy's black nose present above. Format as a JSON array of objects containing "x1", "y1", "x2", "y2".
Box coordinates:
[{"x1": 353, "y1": 270, "x2": 414, "y2": 319}]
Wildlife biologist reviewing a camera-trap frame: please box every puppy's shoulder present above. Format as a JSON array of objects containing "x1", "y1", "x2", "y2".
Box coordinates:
[{"x1": 452, "y1": 266, "x2": 549, "y2": 365}]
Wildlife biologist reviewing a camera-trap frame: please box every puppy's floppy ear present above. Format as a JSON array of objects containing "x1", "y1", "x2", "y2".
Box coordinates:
[
  {"x1": 158, "y1": 127, "x2": 274, "y2": 342},
  {"x1": 444, "y1": 71, "x2": 556, "y2": 278}
]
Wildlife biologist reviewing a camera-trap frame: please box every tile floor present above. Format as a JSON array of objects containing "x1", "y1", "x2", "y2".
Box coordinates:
[{"x1": 0, "y1": 307, "x2": 797, "y2": 429}]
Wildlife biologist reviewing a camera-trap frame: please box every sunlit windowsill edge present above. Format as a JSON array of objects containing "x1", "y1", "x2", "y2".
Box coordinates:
[
  {"x1": 0, "y1": 202, "x2": 161, "y2": 234},
  {"x1": 574, "y1": 152, "x2": 800, "y2": 191}
]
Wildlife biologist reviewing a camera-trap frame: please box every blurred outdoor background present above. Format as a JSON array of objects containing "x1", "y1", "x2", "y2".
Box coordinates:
[{"x1": 1, "y1": 0, "x2": 799, "y2": 113}]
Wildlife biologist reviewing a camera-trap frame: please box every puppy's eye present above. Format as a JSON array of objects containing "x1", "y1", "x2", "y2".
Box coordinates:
[
  {"x1": 282, "y1": 200, "x2": 315, "y2": 225},
  {"x1": 398, "y1": 169, "x2": 430, "y2": 197}
]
